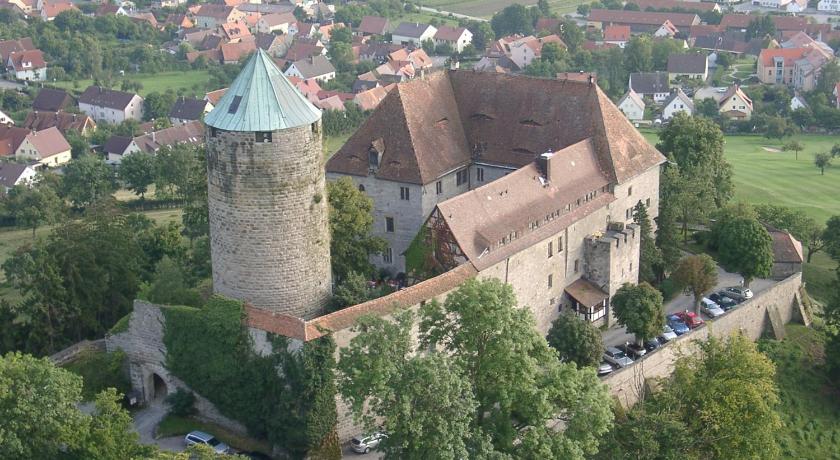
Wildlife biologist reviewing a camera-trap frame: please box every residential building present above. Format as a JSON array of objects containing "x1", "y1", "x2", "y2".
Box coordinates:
[
  {"x1": 758, "y1": 47, "x2": 833, "y2": 90},
  {"x1": 23, "y1": 111, "x2": 96, "y2": 135},
  {"x1": 629, "y1": 71, "x2": 671, "y2": 103},
  {"x1": 327, "y1": 71, "x2": 664, "y2": 282},
  {"x1": 0, "y1": 109, "x2": 10, "y2": 125},
  {"x1": 255, "y1": 32, "x2": 291, "y2": 57},
  {"x1": 15, "y1": 126, "x2": 71, "y2": 168},
  {"x1": 508, "y1": 35, "x2": 566, "y2": 69},
  {"x1": 256, "y1": 12, "x2": 296, "y2": 34},
  {"x1": 654, "y1": 20, "x2": 678, "y2": 39},
  {"x1": 284, "y1": 55, "x2": 336, "y2": 82},
  {"x1": 587, "y1": 9, "x2": 700, "y2": 33},
  {"x1": 667, "y1": 53, "x2": 708, "y2": 81},
  {"x1": 661, "y1": 88, "x2": 694, "y2": 120},
  {"x1": 0, "y1": 125, "x2": 29, "y2": 156},
  {"x1": 0, "y1": 37, "x2": 34, "y2": 62},
  {"x1": 105, "y1": 120, "x2": 203, "y2": 162},
  {"x1": 194, "y1": 4, "x2": 244, "y2": 29},
  {"x1": 790, "y1": 94, "x2": 809, "y2": 111},
  {"x1": 32, "y1": 88, "x2": 73, "y2": 112},
  {"x1": 219, "y1": 21, "x2": 252, "y2": 43},
  {"x1": 626, "y1": 0, "x2": 721, "y2": 12},
  {"x1": 766, "y1": 225, "x2": 803, "y2": 280},
  {"x1": 353, "y1": 84, "x2": 393, "y2": 111},
  {"x1": 433, "y1": 26, "x2": 473, "y2": 53},
  {"x1": 617, "y1": 89, "x2": 645, "y2": 121},
  {"x1": 603, "y1": 25, "x2": 630, "y2": 48},
  {"x1": 756, "y1": 0, "x2": 806, "y2": 12},
  {"x1": 356, "y1": 15, "x2": 389, "y2": 36},
  {"x1": 40, "y1": 1, "x2": 76, "y2": 21},
  {"x1": 819, "y1": 0, "x2": 840, "y2": 11},
  {"x1": 718, "y1": 84, "x2": 753, "y2": 119},
  {"x1": 205, "y1": 88, "x2": 227, "y2": 106},
  {"x1": 78, "y1": 86, "x2": 144, "y2": 124},
  {"x1": 169, "y1": 97, "x2": 212, "y2": 125},
  {"x1": 0, "y1": 163, "x2": 37, "y2": 191},
  {"x1": 7, "y1": 49, "x2": 46, "y2": 81},
  {"x1": 719, "y1": 14, "x2": 807, "y2": 33},
  {"x1": 391, "y1": 22, "x2": 437, "y2": 46}
]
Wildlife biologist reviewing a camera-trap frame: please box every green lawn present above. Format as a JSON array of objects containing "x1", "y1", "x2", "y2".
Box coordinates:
[
  {"x1": 157, "y1": 414, "x2": 272, "y2": 455},
  {"x1": 419, "y1": 0, "x2": 587, "y2": 17},
  {"x1": 758, "y1": 325, "x2": 840, "y2": 460},
  {"x1": 53, "y1": 70, "x2": 213, "y2": 97},
  {"x1": 324, "y1": 132, "x2": 351, "y2": 159}
]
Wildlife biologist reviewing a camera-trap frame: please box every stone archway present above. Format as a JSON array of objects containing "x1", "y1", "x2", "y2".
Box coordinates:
[{"x1": 150, "y1": 373, "x2": 168, "y2": 403}]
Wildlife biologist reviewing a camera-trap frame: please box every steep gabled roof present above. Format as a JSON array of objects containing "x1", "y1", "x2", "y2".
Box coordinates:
[
  {"x1": 23, "y1": 111, "x2": 95, "y2": 134},
  {"x1": 629, "y1": 71, "x2": 670, "y2": 94},
  {"x1": 169, "y1": 97, "x2": 207, "y2": 120},
  {"x1": 392, "y1": 22, "x2": 435, "y2": 38},
  {"x1": 33, "y1": 88, "x2": 73, "y2": 112},
  {"x1": 0, "y1": 163, "x2": 32, "y2": 188},
  {"x1": 618, "y1": 89, "x2": 645, "y2": 110},
  {"x1": 24, "y1": 126, "x2": 70, "y2": 158},
  {"x1": 78, "y1": 86, "x2": 139, "y2": 110},
  {"x1": 667, "y1": 53, "x2": 707, "y2": 74},
  {"x1": 288, "y1": 55, "x2": 335, "y2": 79},
  {"x1": 205, "y1": 49, "x2": 321, "y2": 131},
  {"x1": 588, "y1": 9, "x2": 699, "y2": 27},
  {"x1": 663, "y1": 89, "x2": 694, "y2": 111},
  {"x1": 357, "y1": 15, "x2": 389, "y2": 35}
]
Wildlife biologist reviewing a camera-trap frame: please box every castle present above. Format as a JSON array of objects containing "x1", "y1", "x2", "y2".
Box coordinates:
[{"x1": 110, "y1": 50, "x2": 667, "y2": 441}]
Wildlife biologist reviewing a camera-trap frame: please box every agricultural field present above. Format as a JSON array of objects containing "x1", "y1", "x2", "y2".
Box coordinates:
[
  {"x1": 419, "y1": 0, "x2": 587, "y2": 17},
  {"x1": 759, "y1": 325, "x2": 840, "y2": 460},
  {"x1": 52, "y1": 70, "x2": 213, "y2": 97}
]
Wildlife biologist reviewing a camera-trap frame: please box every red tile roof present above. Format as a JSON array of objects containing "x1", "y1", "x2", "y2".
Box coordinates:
[
  {"x1": 7, "y1": 49, "x2": 45, "y2": 71},
  {"x1": 588, "y1": 9, "x2": 699, "y2": 28},
  {"x1": 604, "y1": 25, "x2": 631, "y2": 42},
  {"x1": 24, "y1": 126, "x2": 70, "y2": 159},
  {"x1": 434, "y1": 25, "x2": 468, "y2": 42},
  {"x1": 720, "y1": 14, "x2": 807, "y2": 31},
  {"x1": 758, "y1": 47, "x2": 807, "y2": 67},
  {"x1": 628, "y1": 0, "x2": 718, "y2": 12},
  {"x1": 357, "y1": 15, "x2": 389, "y2": 35}
]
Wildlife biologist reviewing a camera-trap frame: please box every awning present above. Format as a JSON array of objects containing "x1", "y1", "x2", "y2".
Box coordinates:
[{"x1": 565, "y1": 278, "x2": 608, "y2": 308}]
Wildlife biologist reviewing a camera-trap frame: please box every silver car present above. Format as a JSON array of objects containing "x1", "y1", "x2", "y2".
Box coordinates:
[
  {"x1": 724, "y1": 286, "x2": 753, "y2": 301},
  {"x1": 184, "y1": 431, "x2": 230, "y2": 455},
  {"x1": 597, "y1": 362, "x2": 614, "y2": 376},
  {"x1": 603, "y1": 347, "x2": 634, "y2": 368},
  {"x1": 659, "y1": 324, "x2": 678, "y2": 342},
  {"x1": 700, "y1": 298, "x2": 725, "y2": 318},
  {"x1": 351, "y1": 432, "x2": 387, "y2": 454}
]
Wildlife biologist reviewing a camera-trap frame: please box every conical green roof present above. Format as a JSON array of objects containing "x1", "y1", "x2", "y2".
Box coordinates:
[{"x1": 204, "y1": 49, "x2": 321, "y2": 131}]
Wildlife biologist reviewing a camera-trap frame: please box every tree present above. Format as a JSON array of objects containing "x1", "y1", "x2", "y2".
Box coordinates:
[
  {"x1": 657, "y1": 112, "x2": 732, "y2": 208},
  {"x1": 541, "y1": 42, "x2": 564, "y2": 63},
  {"x1": 754, "y1": 204, "x2": 824, "y2": 263},
  {"x1": 4, "y1": 184, "x2": 64, "y2": 237},
  {"x1": 716, "y1": 52, "x2": 733, "y2": 70},
  {"x1": 118, "y1": 151, "x2": 156, "y2": 201},
  {"x1": 329, "y1": 270, "x2": 372, "y2": 312},
  {"x1": 62, "y1": 154, "x2": 116, "y2": 208},
  {"x1": 671, "y1": 254, "x2": 718, "y2": 313},
  {"x1": 824, "y1": 215, "x2": 840, "y2": 263},
  {"x1": 624, "y1": 35, "x2": 653, "y2": 73},
  {"x1": 467, "y1": 21, "x2": 494, "y2": 51},
  {"x1": 421, "y1": 38, "x2": 435, "y2": 55},
  {"x1": 327, "y1": 177, "x2": 387, "y2": 282},
  {"x1": 745, "y1": 15, "x2": 775, "y2": 41},
  {"x1": 340, "y1": 279, "x2": 614, "y2": 459},
  {"x1": 577, "y1": 4, "x2": 591, "y2": 16},
  {"x1": 695, "y1": 97, "x2": 720, "y2": 118},
  {"x1": 490, "y1": 4, "x2": 534, "y2": 37},
  {"x1": 76, "y1": 388, "x2": 155, "y2": 460},
  {"x1": 558, "y1": 18, "x2": 583, "y2": 52},
  {"x1": 140, "y1": 256, "x2": 202, "y2": 307},
  {"x1": 815, "y1": 152, "x2": 832, "y2": 175},
  {"x1": 330, "y1": 26, "x2": 352, "y2": 44},
  {"x1": 143, "y1": 91, "x2": 177, "y2": 121},
  {"x1": 611, "y1": 282, "x2": 665, "y2": 343},
  {"x1": 716, "y1": 216, "x2": 773, "y2": 286},
  {"x1": 782, "y1": 139, "x2": 804, "y2": 160},
  {"x1": 765, "y1": 116, "x2": 795, "y2": 141},
  {"x1": 546, "y1": 312, "x2": 604, "y2": 368},
  {"x1": 816, "y1": 60, "x2": 840, "y2": 98},
  {"x1": 633, "y1": 201, "x2": 663, "y2": 284},
  {"x1": 831, "y1": 143, "x2": 840, "y2": 158}
]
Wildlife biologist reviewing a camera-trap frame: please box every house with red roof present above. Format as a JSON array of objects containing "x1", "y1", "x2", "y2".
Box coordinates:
[
  {"x1": 434, "y1": 26, "x2": 473, "y2": 53},
  {"x1": 15, "y1": 126, "x2": 72, "y2": 168},
  {"x1": 40, "y1": 1, "x2": 76, "y2": 21},
  {"x1": 6, "y1": 49, "x2": 46, "y2": 81},
  {"x1": 603, "y1": 25, "x2": 630, "y2": 48}
]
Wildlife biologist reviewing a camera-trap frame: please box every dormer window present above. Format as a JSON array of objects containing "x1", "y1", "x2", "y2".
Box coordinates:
[{"x1": 368, "y1": 149, "x2": 380, "y2": 168}]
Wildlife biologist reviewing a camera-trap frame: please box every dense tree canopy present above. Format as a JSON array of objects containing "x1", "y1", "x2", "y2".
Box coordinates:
[
  {"x1": 327, "y1": 177, "x2": 386, "y2": 281},
  {"x1": 61, "y1": 154, "x2": 116, "y2": 208},
  {"x1": 671, "y1": 254, "x2": 718, "y2": 313},
  {"x1": 716, "y1": 216, "x2": 773, "y2": 286},
  {"x1": 3, "y1": 184, "x2": 63, "y2": 236},
  {"x1": 611, "y1": 282, "x2": 665, "y2": 342},
  {"x1": 546, "y1": 312, "x2": 604, "y2": 368}
]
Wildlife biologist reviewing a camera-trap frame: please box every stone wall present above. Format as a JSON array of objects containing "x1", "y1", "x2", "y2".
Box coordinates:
[
  {"x1": 601, "y1": 272, "x2": 804, "y2": 408},
  {"x1": 207, "y1": 122, "x2": 332, "y2": 320},
  {"x1": 49, "y1": 339, "x2": 106, "y2": 366},
  {"x1": 106, "y1": 300, "x2": 248, "y2": 435}
]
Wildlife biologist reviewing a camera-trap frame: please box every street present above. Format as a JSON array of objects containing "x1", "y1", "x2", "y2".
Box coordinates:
[{"x1": 601, "y1": 263, "x2": 776, "y2": 348}]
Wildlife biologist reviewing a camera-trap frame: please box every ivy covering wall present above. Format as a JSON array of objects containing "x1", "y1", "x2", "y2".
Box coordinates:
[{"x1": 161, "y1": 296, "x2": 340, "y2": 459}]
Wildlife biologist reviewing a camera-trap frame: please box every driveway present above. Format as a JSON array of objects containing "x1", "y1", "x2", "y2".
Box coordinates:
[
  {"x1": 132, "y1": 402, "x2": 184, "y2": 452},
  {"x1": 602, "y1": 264, "x2": 775, "y2": 348},
  {"x1": 342, "y1": 443, "x2": 382, "y2": 459}
]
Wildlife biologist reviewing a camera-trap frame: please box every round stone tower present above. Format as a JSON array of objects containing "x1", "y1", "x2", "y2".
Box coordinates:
[{"x1": 203, "y1": 49, "x2": 331, "y2": 319}]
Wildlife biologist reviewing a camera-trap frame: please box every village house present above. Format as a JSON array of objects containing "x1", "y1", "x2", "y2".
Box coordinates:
[
  {"x1": 353, "y1": 84, "x2": 393, "y2": 111},
  {"x1": 508, "y1": 35, "x2": 566, "y2": 69},
  {"x1": 0, "y1": 163, "x2": 37, "y2": 191},
  {"x1": 617, "y1": 89, "x2": 645, "y2": 121},
  {"x1": 0, "y1": 125, "x2": 29, "y2": 157},
  {"x1": 356, "y1": 15, "x2": 389, "y2": 36},
  {"x1": 15, "y1": 126, "x2": 71, "y2": 168},
  {"x1": 284, "y1": 55, "x2": 336, "y2": 82},
  {"x1": 719, "y1": 14, "x2": 807, "y2": 33},
  {"x1": 255, "y1": 32, "x2": 291, "y2": 57},
  {"x1": 790, "y1": 93, "x2": 809, "y2": 111},
  {"x1": 718, "y1": 84, "x2": 753, "y2": 119},
  {"x1": 40, "y1": 1, "x2": 76, "y2": 21},
  {"x1": 391, "y1": 22, "x2": 437, "y2": 46},
  {"x1": 194, "y1": 4, "x2": 244, "y2": 29},
  {"x1": 818, "y1": 0, "x2": 840, "y2": 11},
  {"x1": 661, "y1": 88, "x2": 694, "y2": 120},
  {"x1": 219, "y1": 21, "x2": 252, "y2": 43},
  {"x1": 667, "y1": 53, "x2": 708, "y2": 82},
  {"x1": 256, "y1": 12, "x2": 296, "y2": 34},
  {"x1": 6, "y1": 49, "x2": 46, "y2": 81},
  {"x1": 169, "y1": 97, "x2": 212, "y2": 125},
  {"x1": 0, "y1": 37, "x2": 34, "y2": 64},
  {"x1": 23, "y1": 111, "x2": 96, "y2": 135},
  {"x1": 603, "y1": 25, "x2": 630, "y2": 48},
  {"x1": 96, "y1": 3, "x2": 127, "y2": 16},
  {"x1": 629, "y1": 71, "x2": 671, "y2": 103},
  {"x1": 654, "y1": 20, "x2": 679, "y2": 39},
  {"x1": 105, "y1": 120, "x2": 203, "y2": 162},
  {"x1": 757, "y1": 47, "x2": 833, "y2": 91},
  {"x1": 433, "y1": 26, "x2": 473, "y2": 53},
  {"x1": 755, "y1": 0, "x2": 806, "y2": 12},
  {"x1": 587, "y1": 9, "x2": 700, "y2": 33},
  {"x1": 78, "y1": 86, "x2": 144, "y2": 124},
  {"x1": 627, "y1": 0, "x2": 721, "y2": 12},
  {"x1": 0, "y1": 109, "x2": 11, "y2": 125}
]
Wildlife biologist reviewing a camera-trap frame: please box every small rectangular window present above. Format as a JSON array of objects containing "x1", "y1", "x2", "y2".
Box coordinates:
[
  {"x1": 436, "y1": 181, "x2": 442, "y2": 195},
  {"x1": 548, "y1": 274, "x2": 553, "y2": 288},
  {"x1": 548, "y1": 241, "x2": 553, "y2": 258},
  {"x1": 386, "y1": 217, "x2": 394, "y2": 233},
  {"x1": 400, "y1": 187, "x2": 410, "y2": 201},
  {"x1": 646, "y1": 198, "x2": 651, "y2": 207},
  {"x1": 456, "y1": 169, "x2": 468, "y2": 186},
  {"x1": 558, "y1": 236, "x2": 563, "y2": 252},
  {"x1": 255, "y1": 131, "x2": 272, "y2": 143},
  {"x1": 628, "y1": 186, "x2": 633, "y2": 196},
  {"x1": 383, "y1": 247, "x2": 392, "y2": 263},
  {"x1": 476, "y1": 167, "x2": 484, "y2": 182},
  {"x1": 574, "y1": 259, "x2": 580, "y2": 273}
]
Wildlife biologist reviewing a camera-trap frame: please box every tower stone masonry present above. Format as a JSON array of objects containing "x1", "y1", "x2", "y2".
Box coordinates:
[{"x1": 204, "y1": 49, "x2": 332, "y2": 320}]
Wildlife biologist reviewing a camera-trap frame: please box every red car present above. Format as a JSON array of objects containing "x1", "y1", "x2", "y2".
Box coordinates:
[{"x1": 674, "y1": 311, "x2": 704, "y2": 329}]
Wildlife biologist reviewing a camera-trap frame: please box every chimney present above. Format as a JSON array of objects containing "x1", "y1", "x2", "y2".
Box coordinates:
[{"x1": 538, "y1": 151, "x2": 553, "y2": 182}]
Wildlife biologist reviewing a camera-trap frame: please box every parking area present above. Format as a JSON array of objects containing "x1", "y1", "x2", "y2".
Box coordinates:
[{"x1": 599, "y1": 263, "x2": 776, "y2": 372}]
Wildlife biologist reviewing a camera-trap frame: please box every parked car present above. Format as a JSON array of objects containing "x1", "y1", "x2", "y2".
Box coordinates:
[
  {"x1": 644, "y1": 338, "x2": 662, "y2": 352},
  {"x1": 184, "y1": 431, "x2": 230, "y2": 455},
  {"x1": 618, "y1": 343, "x2": 647, "y2": 359},
  {"x1": 598, "y1": 362, "x2": 614, "y2": 375},
  {"x1": 604, "y1": 346, "x2": 634, "y2": 368},
  {"x1": 700, "y1": 298, "x2": 725, "y2": 318},
  {"x1": 351, "y1": 432, "x2": 387, "y2": 454},
  {"x1": 660, "y1": 324, "x2": 678, "y2": 342},
  {"x1": 724, "y1": 286, "x2": 753, "y2": 301},
  {"x1": 709, "y1": 292, "x2": 738, "y2": 310},
  {"x1": 675, "y1": 311, "x2": 705, "y2": 329},
  {"x1": 667, "y1": 315, "x2": 690, "y2": 336}
]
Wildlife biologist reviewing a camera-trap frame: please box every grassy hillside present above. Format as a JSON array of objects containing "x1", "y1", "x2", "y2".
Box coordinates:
[{"x1": 53, "y1": 70, "x2": 213, "y2": 97}]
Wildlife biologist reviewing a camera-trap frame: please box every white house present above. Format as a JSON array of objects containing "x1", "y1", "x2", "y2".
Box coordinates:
[
  {"x1": 433, "y1": 26, "x2": 473, "y2": 53},
  {"x1": 256, "y1": 12, "x2": 296, "y2": 34},
  {"x1": 790, "y1": 94, "x2": 809, "y2": 111},
  {"x1": 617, "y1": 90, "x2": 646, "y2": 121},
  {"x1": 818, "y1": 0, "x2": 840, "y2": 11},
  {"x1": 391, "y1": 22, "x2": 437, "y2": 46},
  {"x1": 78, "y1": 86, "x2": 144, "y2": 124},
  {"x1": 15, "y1": 126, "x2": 72, "y2": 168},
  {"x1": 654, "y1": 20, "x2": 678, "y2": 39},
  {"x1": 0, "y1": 163, "x2": 37, "y2": 191},
  {"x1": 284, "y1": 55, "x2": 336, "y2": 82},
  {"x1": 0, "y1": 109, "x2": 13, "y2": 125},
  {"x1": 508, "y1": 35, "x2": 565, "y2": 69},
  {"x1": 662, "y1": 88, "x2": 694, "y2": 120},
  {"x1": 629, "y1": 72, "x2": 671, "y2": 103},
  {"x1": 7, "y1": 49, "x2": 46, "y2": 82}
]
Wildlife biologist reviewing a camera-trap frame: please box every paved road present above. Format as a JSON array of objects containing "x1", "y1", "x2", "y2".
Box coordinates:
[
  {"x1": 132, "y1": 402, "x2": 186, "y2": 452},
  {"x1": 602, "y1": 264, "x2": 775, "y2": 348}
]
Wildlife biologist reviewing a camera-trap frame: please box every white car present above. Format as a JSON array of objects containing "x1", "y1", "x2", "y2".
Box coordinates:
[
  {"x1": 659, "y1": 324, "x2": 678, "y2": 342},
  {"x1": 603, "y1": 347, "x2": 634, "y2": 368},
  {"x1": 184, "y1": 431, "x2": 230, "y2": 455},
  {"x1": 597, "y1": 362, "x2": 614, "y2": 376},
  {"x1": 351, "y1": 432, "x2": 387, "y2": 454},
  {"x1": 724, "y1": 286, "x2": 753, "y2": 301},
  {"x1": 700, "y1": 298, "x2": 725, "y2": 318}
]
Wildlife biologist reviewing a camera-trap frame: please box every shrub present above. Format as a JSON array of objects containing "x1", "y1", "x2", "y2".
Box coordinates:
[{"x1": 165, "y1": 388, "x2": 196, "y2": 416}]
